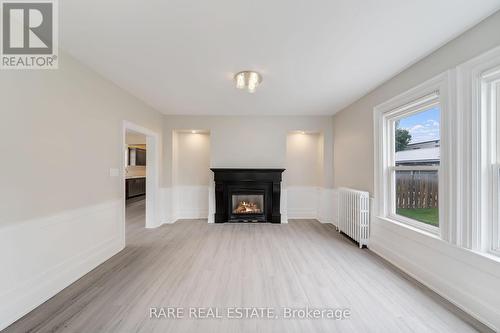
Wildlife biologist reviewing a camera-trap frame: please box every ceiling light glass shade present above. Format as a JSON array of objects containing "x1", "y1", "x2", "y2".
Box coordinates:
[{"x1": 234, "y1": 71, "x2": 262, "y2": 93}]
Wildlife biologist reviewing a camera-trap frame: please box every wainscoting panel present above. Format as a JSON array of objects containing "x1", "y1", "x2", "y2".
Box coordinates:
[
  {"x1": 0, "y1": 199, "x2": 124, "y2": 330},
  {"x1": 369, "y1": 216, "x2": 500, "y2": 331},
  {"x1": 160, "y1": 186, "x2": 209, "y2": 223},
  {"x1": 159, "y1": 187, "x2": 174, "y2": 224},
  {"x1": 286, "y1": 186, "x2": 336, "y2": 222},
  {"x1": 286, "y1": 186, "x2": 319, "y2": 219},
  {"x1": 280, "y1": 184, "x2": 288, "y2": 223},
  {"x1": 318, "y1": 188, "x2": 337, "y2": 224},
  {"x1": 161, "y1": 186, "x2": 335, "y2": 224},
  {"x1": 173, "y1": 186, "x2": 209, "y2": 220}
]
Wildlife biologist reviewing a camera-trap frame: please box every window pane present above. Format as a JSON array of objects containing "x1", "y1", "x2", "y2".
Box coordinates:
[
  {"x1": 395, "y1": 107, "x2": 440, "y2": 165},
  {"x1": 496, "y1": 166, "x2": 500, "y2": 250},
  {"x1": 394, "y1": 107, "x2": 440, "y2": 227},
  {"x1": 496, "y1": 84, "x2": 500, "y2": 250},
  {"x1": 395, "y1": 170, "x2": 439, "y2": 227},
  {"x1": 497, "y1": 84, "x2": 500, "y2": 162}
]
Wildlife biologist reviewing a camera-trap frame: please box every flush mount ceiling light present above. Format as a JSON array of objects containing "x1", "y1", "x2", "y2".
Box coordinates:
[{"x1": 234, "y1": 71, "x2": 262, "y2": 93}]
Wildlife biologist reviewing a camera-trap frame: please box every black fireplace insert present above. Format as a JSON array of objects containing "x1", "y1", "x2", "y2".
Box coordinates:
[{"x1": 211, "y1": 168, "x2": 285, "y2": 223}]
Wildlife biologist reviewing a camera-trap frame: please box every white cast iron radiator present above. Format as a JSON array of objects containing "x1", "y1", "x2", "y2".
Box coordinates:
[{"x1": 337, "y1": 188, "x2": 370, "y2": 248}]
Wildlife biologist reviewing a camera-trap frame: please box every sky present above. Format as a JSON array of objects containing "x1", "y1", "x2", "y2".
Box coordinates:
[{"x1": 397, "y1": 106, "x2": 440, "y2": 143}]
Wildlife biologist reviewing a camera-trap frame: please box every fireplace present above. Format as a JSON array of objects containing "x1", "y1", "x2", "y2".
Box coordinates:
[{"x1": 211, "y1": 168, "x2": 285, "y2": 223}]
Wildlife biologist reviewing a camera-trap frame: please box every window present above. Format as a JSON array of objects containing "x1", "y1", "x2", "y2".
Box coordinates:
[
  {"x1": 492, "y1": 81, "x2": 500, "y2": 253},
  {"x1": 482, "y1": 66, "x2": 500, "y2": 254},
  {"x1": 374, "y1": 74, "x2": 448, "y2": 236},
  {"x1": 375, "y1": 47, "x2": 500, "y2": 256},
  {"x1": 386, "y1": 95, "x2": 441, "y2": 233},
  {"x1": 494, "y1": 163, "x2": 500, "y2": 252},
  {"x1": 393, "y1": 107, "x2": 440, "y2": 229},
  {"x1": 496, "y1": 83, "x2": 500, "y2": 252},
  {"x1": 450, "y1": 46, "x2": 500, "y2": 255}
]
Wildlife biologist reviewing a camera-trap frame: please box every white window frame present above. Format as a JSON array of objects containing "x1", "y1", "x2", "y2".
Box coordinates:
[
  {"x1": 482, "y1": 67, "x2": 500, "y2": 255},
  {"x1": 495, "y1": 82, "x2": 500, "y2": 253},
  {"x1": 456, "y1": 46, "x2": 500, "y2": 255},
  {"x1": 493, "y1": 162, "x2": 500, "y2": 254},
  {"x1": 374, "y1": 73, "x2": 451, "y2": 237}
]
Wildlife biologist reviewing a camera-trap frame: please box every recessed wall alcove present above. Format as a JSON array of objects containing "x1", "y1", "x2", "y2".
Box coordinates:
[
  {"x1": 171, "y1": 130, "x2": 211, "y2": 219},
  {"x1": 285, "y1": 131, "x2": 326, "y2": 219}
]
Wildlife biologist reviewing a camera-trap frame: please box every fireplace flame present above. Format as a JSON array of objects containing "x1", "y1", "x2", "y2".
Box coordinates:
[{"x1": 234, "y1": 201, "x2": 262, "y2": 214}]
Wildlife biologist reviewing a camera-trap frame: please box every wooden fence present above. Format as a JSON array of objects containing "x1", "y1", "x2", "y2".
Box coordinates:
[{"x1": 396, "y1": 170, "x2": 438, "y2": 209}]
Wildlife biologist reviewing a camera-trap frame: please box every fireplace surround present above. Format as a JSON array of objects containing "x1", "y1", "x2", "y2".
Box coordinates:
[{"x1": 211, "y1": 168, "x2": 285, "y2": 223}]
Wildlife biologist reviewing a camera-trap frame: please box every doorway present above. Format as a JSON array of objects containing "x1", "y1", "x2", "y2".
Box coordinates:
[{"x1": 122, "y1": 121, "x2": 160, "y2": 236}]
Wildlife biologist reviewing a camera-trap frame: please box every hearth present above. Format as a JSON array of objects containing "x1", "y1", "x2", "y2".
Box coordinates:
[{"x1": 211, "y1": 168, "x2": 285, "y2": 223}]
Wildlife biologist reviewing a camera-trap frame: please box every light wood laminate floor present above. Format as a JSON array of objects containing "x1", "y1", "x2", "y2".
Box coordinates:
[{"x1": 4, "y1": 199, "x2": 483, "y2": 333}]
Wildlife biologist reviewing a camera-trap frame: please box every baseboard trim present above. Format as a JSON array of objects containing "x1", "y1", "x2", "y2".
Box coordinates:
[
  {"x1": 317, "y1": 217, "x2": 335, "y2": 224},
  {"x1": 175, "y1": 210, "x2": 208, "y2": 220},
  {"x1": 287, "y1": 209, "x2": 317, "y2": 219}
]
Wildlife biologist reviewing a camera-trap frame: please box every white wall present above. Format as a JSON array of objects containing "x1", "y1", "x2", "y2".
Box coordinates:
[
  {"x1": 332, "y1": 11, "x2": 500, "y2": 330},
  {"x1": 125, "y1": 131, "x2": 147, "y2": 145},
  {"x1": 0, "y1": 52, "x2": 163, "y2": 330},
  {"x1": 162, "y1": 116, "x2": 334, "y2": 187},
  {"x1": 173, "y1": 132, "x2": 210, "y2": 186},
  {"x1": 161, "y1": 116, "x2": 335, "y2": 224},
  {"x1": 170, "y1": 132, "x2": 210, "y2": 220},
  {"x1": 286, "y1": 133, "x2": 326, "y2": 219},
  {"x1": 286, "y1": 133, "x2": 323, "y2": 186},
  {"x1": 333, "y1": 10, "x2": 500, "y2": 194}
]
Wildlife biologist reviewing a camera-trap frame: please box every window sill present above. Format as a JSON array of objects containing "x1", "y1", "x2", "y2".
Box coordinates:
[
  {"x1": 384, "y1": 214, "x2": 440, "y2": 237},
  {"x1": 376, "y1": 215, "x2": 440, "y2": 240}
]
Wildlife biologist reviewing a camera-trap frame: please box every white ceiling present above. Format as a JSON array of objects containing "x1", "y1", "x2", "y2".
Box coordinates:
[{"x1": 60, "y1": 0, "x2": 500, "y2": 115}]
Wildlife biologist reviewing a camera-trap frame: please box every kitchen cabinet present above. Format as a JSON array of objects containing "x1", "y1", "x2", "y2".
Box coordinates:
[
  {"x1": 128, "y1": 148, "x2": 146, "y2": 166},
  {"x1": 136, "y1": 149, "x2": 146, "y2": 166},
  {"x1": 126, "y1": 177, "x2": 146, "y2": 199}
]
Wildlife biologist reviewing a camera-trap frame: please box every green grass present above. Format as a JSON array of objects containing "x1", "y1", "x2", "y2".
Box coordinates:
[{"x1": 396, "y1": 208, "x2": 439, "y2": 227}]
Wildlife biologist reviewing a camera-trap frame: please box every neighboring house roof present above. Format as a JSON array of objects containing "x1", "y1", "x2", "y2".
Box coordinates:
[
  {"x1": 405, "y1": 140, "x2": 440, "y2": 150},
  {"x1": 395, "y1": 147, "x2": 440, "y2": 164}
]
